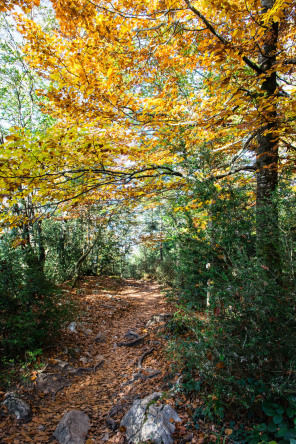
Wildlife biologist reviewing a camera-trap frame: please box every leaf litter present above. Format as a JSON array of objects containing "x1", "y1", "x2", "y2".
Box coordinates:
[{"x1": 0, "y1": 276, "x2": 225, "y2": 443}]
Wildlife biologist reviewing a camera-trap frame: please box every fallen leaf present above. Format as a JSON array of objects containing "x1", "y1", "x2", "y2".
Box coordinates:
[{"x1": 216, "y1": 362, "x2": 225, "y2": 369}]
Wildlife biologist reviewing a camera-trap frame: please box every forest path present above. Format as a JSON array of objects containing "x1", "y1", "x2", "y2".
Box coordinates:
[{"x1": 2, "y1": 276, "x2": 178, "y2": 443}]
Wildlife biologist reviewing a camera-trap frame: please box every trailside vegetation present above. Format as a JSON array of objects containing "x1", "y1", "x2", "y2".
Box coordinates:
[{"x1": 1, "y1": 0, "x2": 296, "y2": 440}]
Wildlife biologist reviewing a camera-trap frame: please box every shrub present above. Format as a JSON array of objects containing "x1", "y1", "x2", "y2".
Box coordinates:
[{"x1": 0, "y1": 236, "x2": 75, "y2": 358}]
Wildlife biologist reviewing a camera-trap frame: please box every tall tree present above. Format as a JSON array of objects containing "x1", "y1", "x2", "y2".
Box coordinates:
[{"x1": 1, "y1": 0, "x2": 296, "y2": 276}]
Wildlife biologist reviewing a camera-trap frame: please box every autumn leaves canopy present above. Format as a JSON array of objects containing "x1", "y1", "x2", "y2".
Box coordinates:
[{"x1": 1, "y1": 0, "x2": 296, "y2": 228}]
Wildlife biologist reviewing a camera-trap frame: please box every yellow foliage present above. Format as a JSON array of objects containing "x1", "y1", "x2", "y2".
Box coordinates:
[{"x1": 0, "y1": 0, "x2": 295, "y2": 224}]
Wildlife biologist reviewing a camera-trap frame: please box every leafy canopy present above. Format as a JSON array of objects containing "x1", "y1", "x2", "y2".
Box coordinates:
[{"x1": 0, "y1": 0, "x2": 296, "y2": 223}]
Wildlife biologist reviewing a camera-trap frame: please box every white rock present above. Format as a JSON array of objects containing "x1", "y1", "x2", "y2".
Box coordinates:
[
  {"x1": 53, "y1": 410, "x2": 91, "y2": 444},
  {"x1": 68, "y1": 322, "x2": 77, "y2": 333},
  {"x1": 3, "y1": 392, "x2": 31, "y2": 421},
  {"x1": 121, "y1": 392, "x2": 181, "y2": 444},
  {"x1": 95, "y1": 332, "x2": 106, "y2": 343}
]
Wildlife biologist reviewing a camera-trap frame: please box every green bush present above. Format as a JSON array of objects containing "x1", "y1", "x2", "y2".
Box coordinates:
[
  {"x1": 0, "y1": 236, "x2": 75, "y2": 357},
  {"x1": 245, "y1": 399, "x2": 296, "y2": 443},
  {"x1": 131, "y1": 177, "x2": 296, "y2": 431}
]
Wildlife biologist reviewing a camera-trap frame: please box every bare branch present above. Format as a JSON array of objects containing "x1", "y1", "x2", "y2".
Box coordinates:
[{"x1": 134, "y1": 22, "x2": 166, "y2": 33}]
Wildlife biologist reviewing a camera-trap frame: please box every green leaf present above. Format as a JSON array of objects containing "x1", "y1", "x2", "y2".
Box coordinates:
[
  {"x1": 268, "y1": 422, "x2": 277, "y2": 433},
  {"x1": 274, "y1": 415, "x2": 283, "y2": 425},
  {"x1": 287, "y1": 408, "x2": 295, "y2": 419},
  {"x1": 263, "y1": 403, "x2": 277, "y2": 416},
  {"x1": 277, "y1": 424, "x2": 288, "y2": 438}
]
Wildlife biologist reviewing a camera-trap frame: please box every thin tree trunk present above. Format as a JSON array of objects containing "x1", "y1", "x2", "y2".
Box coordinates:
[
  {"x1": 72, "y1": 230, "x2": 101, "y2": 287},
  {"x1": 58, "y1": 220, "x2": 67, "y2": 269},
  {"x1": 36, "y1": 220, "x2": 46, "y2": 266}
]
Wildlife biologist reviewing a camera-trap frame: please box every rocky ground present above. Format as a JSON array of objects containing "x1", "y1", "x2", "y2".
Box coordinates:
[{"x1": 0, "y1": 276, "x2": 207, "y2": 443}]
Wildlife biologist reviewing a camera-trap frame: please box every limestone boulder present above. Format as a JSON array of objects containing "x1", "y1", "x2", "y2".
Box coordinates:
[
  {"x1": 53, "y1": 410, "x2": 91, "y2": 444},
  {"x1": 3, "y1": 392, "x2": 32, "y2": 421},
  {"x1": 120, "y1": 392, "x2": 181, "y2": 444}
]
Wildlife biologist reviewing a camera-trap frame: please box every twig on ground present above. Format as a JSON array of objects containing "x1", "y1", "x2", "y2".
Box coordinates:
[
  {"x1": 52, "y1": 385, "x2": 65, "y2": 401},
  {"x1": 106, "y1": 416, "x2": 117, "y2": 430},
  {"x1": 93, "y1": 360, "x2": 104, "y2": 373},
  {"x1": 138, "y1": 347, "x2": 154, "y2": 369},
  {"x1": 142, "y1": 370, "x2": 161, "y2": 380},
  {"x1": 69, "y1": 367, "x2": 94, "y2": 375},
  {"x1": 118, "y1": 334, "x2": 148, "y2": 347},
  {"x1": 180, "y1": 434, "x2": 194, "y2": 443}
]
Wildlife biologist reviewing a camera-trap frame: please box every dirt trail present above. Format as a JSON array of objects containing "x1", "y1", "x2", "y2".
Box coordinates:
[{"x1": 1, "y1": 277, "x2": 176, "y2": 443}]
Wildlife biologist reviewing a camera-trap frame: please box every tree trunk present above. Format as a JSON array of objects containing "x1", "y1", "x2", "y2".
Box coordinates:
[
  {"x1": 256, "y1": 0, "x2": 281, "y2": 279},
  {"x1": 72, "y1": 230, "x2": 101, "y2": 287},
  {"x1": 58, "y1": 220, "x2": 67, "y2": 269},
  {"x1": 36, "y1": 220, "x2": 46, "y2": 266}
]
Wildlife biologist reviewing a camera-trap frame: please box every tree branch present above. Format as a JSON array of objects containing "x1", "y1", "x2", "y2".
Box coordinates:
[
  {"x1": 212, "y1": 164, "x2": 256, "y2": 180},
  {"x1": 284, "y1": 58, "x2": 296, "y2": 65},
  {"x1": 184, "y1": 0, "x2": 262, "y2": 74},
  {"x1": 134, "y1": 22, "x2": 166, "y2": 33}
]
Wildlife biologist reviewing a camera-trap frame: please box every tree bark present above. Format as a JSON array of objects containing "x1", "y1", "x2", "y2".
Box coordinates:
[
  {"x1": 36, "y1": 220, "x2": 46, "y2": 266},
  {"x1": 256, "y1": 0, "x2": 281, "y2": 279}
]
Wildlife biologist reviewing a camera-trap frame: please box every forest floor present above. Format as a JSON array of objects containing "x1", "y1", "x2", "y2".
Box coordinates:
[{"x1": 0, "y1": 277, "x2": 218, "y2": 443}]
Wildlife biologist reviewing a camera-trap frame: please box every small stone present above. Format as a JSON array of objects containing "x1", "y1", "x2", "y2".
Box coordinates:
[
  {"x1": 3, "y1": 392, "x2": 32, "y2": 421},
  {"x1": 95, "y1": 332, "x2": 106, "y2": 343},
  {"x1": 67, "y1": 347, "x2": 81, "y2": 358},
  {"x1": 53, "y1": 360, "x2": 70, "y2": 369},
  {"x1": 146, "y1": 314, "x2": 172, "y2": 328},
  {"x1": 68, "y1": 322, "x2": 77, "y2": 333},
  {"x1": 35, "y1": 373, "x2": 64, "y2": 394},
  {"x1": 53, "y1": 410, "x2": 91, "y2": 444},
  {"x1": 79, "y1": 325, "x2": 93, "y2": 335}
]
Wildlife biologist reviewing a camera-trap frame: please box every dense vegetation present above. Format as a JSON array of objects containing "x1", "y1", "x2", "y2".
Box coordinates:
[
  {"x1": 1, "y1": 0, "x2": 296, "y2": 441},
  {"x1": 130, "y1": 178, "x2": 296, "y2": 440}
]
